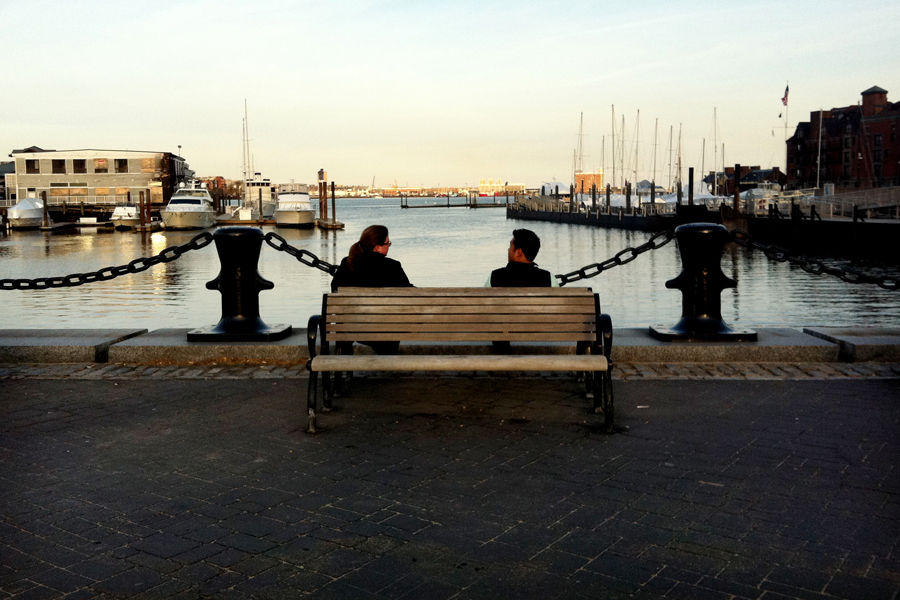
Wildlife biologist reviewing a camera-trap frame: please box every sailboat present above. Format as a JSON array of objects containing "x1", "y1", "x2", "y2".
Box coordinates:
[{"x1": 234, "y1": 101, "x2": 275, "y2": 221}]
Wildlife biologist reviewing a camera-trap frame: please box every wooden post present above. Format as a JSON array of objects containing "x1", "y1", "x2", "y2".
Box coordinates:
[
  {"x1": 139, "y1": 191, "x2": 146, "y2": 227},
  {"x1": 733, "y1": 163, "x2": 741, "y2": 214},
  {"x1": 258, "y1": 188, "x2": 263, "y2": 221},
  {"x1": 688, "y1": 167, "x2": 694, "y2": 206},
  {"x1": 606, "y1": 184, "x2": 611, "y2": 210},
  {"x1": 41, "y1": 191, "x2": 49, "y2": 227},
  {"x1": 331, "y1": 181, "x2": 336, "y2": 223},
  {"x1": 591, "y1": 184, "x2": 596, "y2": 211},
  {"x1": 625, "y1": 183, "x2": 631, "y2": 213},
  {"x1": 650, "y1": 181, "x2": 655, "y2": 213}
]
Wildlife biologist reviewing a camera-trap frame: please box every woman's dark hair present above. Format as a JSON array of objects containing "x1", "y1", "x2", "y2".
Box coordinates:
[{"x1": 348, "y1": 225, "x2": 389, "y2": 271}]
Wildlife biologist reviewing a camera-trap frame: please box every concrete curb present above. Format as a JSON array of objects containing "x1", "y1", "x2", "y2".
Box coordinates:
[
  {"x1": 5, "y1": 326, "x2": 899, "y2": 365},
  {"x1": 0, "y1": 329, "x2": 147, "y2": 363}
]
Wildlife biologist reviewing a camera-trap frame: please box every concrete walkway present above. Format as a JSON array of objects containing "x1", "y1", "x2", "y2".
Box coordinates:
[{"x1": 0, "y1": 365, "x2": 898, "y2": 599}]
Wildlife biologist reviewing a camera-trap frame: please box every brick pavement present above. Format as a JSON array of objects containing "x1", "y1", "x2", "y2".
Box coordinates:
[{"x1": 0, "y1": 367, "x2": 898, "y2": 599}]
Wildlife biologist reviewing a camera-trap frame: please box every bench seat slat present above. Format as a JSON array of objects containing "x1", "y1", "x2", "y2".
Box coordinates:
[
  {"x1": 333, "y1": 287, "x2": 592, "y2": 296},
  {"x1": 328, "y1": 297, "x2": 596, "y2": 307},
  {"x1": 326, "y1": 314, "x2": 597, "y2": 324},
  {"x1": 310, "y1": 354, "x2": 608, "y2": 372},
  {"x1": 327, "y1": 332, "x2": 595, "y2": 342},
  {"x1": 327, "y1": 323, "x2": 597, "y2": 333},
  {"x1": 327, "y1": 305, "x2": 596, "y2": 315}
]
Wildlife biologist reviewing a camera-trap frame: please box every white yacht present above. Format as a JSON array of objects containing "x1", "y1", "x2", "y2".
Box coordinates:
[
  {"x1": 7, "y1": 197, "x2": 45, "y2": 229},
  {"x1": 274, "y1": 188, "x2": 316, "y2": 228},
  {"x1": 160, "y1": 181, "x2": 218, "y2": 230}
]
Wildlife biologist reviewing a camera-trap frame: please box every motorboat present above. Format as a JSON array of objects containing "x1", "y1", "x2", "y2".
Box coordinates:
[
  {"x1": 7, "y1": 197, "x2": 45, "y2": 229},
  {"x1": 110, "y1": 206, "x2": 140, "y2": 230},
  {"x1": 274, "y1": 189, "x2": 316, "y2": 228},
  {"x1": 160, "y1": 181, "x2": 218, "y2": 230}
]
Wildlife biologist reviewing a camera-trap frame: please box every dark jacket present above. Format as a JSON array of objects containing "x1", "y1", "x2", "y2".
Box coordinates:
[
  {"x1": 331, "y1": 252, "x2": 412, "y2": 292},
  {"x1": 489, "y1": 261, "x2": 553, "y2": 287}
]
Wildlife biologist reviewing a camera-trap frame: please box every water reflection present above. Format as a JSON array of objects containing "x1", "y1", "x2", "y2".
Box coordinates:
[{"x1": 1, "y1": 199, "x2": 899, "y2": 329}]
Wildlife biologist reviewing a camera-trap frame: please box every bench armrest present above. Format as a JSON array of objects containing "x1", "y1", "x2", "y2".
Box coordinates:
[
  {"x1": 307, "y1": 314, "x2": 321, "y2": 366},
  {"x1": 598, "y1": 313, "x2": 613, "y2": 362}
]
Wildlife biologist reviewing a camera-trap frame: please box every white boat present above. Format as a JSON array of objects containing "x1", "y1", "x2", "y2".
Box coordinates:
[
  {"x1": 110, "y1": 206, "x2": 141, "y2": 230},
  {"x1": 274, "y1": 189, "x2": 316, "y2": 228},
  {"x1": 8, "y1": 197, "x2": 45, "y2": 229},
  {"x1": 160, "y1": 181, "x2": 218, "y2": 230}
]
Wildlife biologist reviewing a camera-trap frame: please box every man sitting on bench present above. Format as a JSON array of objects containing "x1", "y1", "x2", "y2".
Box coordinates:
[
  {"x1": 486, "y1": 229, "x2": 557, "y2": 353},
  {"x1": 485, "y1": 228, "x2": 558, "y2": 288}
]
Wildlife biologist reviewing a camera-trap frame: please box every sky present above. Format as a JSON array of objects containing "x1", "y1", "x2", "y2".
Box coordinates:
[{"x1": 2, "y1": 0, "x2": 898, "y2": 189}]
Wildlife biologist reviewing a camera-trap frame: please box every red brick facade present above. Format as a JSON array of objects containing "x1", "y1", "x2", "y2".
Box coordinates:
[{"x1": 787, "y1": 86, "x2": 900, "y2": 191}]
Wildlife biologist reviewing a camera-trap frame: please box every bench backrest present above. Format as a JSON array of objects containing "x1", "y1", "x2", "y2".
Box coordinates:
[{"x1": 323, "y1": 287, "x2": 600, "y2": 343}]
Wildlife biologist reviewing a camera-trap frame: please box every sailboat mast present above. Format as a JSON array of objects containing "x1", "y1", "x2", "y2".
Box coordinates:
[
  {"x1": 712, "y1": 108, "x2": 717, "y2": 196},
  {"x1": 667, "y1": 125, "x2": 673, "y2": 191},
  {"x1": 701, "y1": 138, "x2": 706, "y2": 197},
  {"x1": 652, "y1": 118, "x2": 659, "y2": 186},
  {"x1": 620, "y1": 115, "x2": 625, "y2": 188},
  {"x1": 611, "y1": 105, "x2": 616, "y2": 191},
  {"x1": 677, "y1": 124, "x2": 682, "y2": 191},
  {"x1": 633, "y1": 110, "x2": 640, "y2": 190}
]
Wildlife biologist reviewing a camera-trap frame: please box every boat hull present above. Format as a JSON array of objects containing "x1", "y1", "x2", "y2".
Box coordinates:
[
  {"x1": 9, "y1": 217, "x2": 43, "y2": 230},
  {"x1": 160, "y1": 210, "x2": 217, "y2": 230},
  {"x1": 274, "y1": 209, "x2": 316, "y2": 228}
]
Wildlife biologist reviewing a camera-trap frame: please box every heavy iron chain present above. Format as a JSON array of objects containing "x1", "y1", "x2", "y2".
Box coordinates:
[
  {"x1": 730, "y1": 229, "x2": 900, "y2": 291},
  {"x1": 555, "y1": 229, "x2": 675, "y2": 286},
  {"x1": 0, "y1": 232, "x2": 214, "y2": 291},
  {"x1": 264, "y1": 232, "x2": 339, "y2": 276}
]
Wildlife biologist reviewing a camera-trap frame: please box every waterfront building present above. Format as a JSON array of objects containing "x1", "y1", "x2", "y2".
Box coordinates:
[
  {"x1": 787, "y1": 86, "x2": 900, "y2": 191},
  {"x1": 478, "y1": 178, "x2": 525, "y2": 196},
  {"x1": 2, "y1": 146, "x2": 193, "y2": 207}
]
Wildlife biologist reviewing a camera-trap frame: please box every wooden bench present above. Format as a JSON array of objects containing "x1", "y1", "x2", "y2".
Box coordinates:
[{"x1": 305, "y1": 287, "x2": 614, "y2": 433}]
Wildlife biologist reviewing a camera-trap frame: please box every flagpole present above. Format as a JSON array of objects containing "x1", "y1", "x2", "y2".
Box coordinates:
[{"x1": 784, "y1": 81, "x2": 789, "y2": 187}]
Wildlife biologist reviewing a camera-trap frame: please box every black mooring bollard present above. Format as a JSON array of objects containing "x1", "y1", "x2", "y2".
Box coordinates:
[
  {"x1": 649, "y1": 223, "x2": 757, "y2": 341},
  {"x1": 187, "y1": 227, "x2": 292, "y2": 342}
]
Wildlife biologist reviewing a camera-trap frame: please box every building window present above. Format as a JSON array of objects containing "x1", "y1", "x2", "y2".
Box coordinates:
[
  {"x1": 873, "y1": 134, "x2": 883, "y2": 147},
  {"x1": 874, "y1": 149, "x2": 882, "y2": 162},
  {"x1": 94, "y1": 158, "x2": 108, "y2": 173},
  {"x1": 25, "y1": 159, "x2": 39, "y2": 174},
  {"x1": 874, "y1": 164, "x2": 882, "y2": 178},
  {"x1": 843, "y1": 137, "x2": 851, "y2": 149},
  {"x1": 843, "y1": 165, "x2": 851, "y2": 177},
  {"x1": 52, "y1": 159, "x2": 66, "y2": 174},
  {"x1": 843, "y1": 151, "x2": 850, "y2": 163},
  {"x1": 115, "y1": 159, "x2": 129, "y2": 173},
  {"x1": 73, "y1": 159, "x2": 87, "y2": 174}
]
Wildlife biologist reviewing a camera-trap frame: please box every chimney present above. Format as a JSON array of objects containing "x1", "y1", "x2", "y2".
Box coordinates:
[{"x1": 862, "y1": 86, "x2": 888, "y2": 117}]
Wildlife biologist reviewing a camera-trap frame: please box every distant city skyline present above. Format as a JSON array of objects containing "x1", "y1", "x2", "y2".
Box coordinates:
[{"x1": 2, "y1": 0, "x2": 898, "y2": 188}]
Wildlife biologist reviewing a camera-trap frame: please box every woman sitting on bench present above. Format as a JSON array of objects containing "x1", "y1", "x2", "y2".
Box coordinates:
[{"x1": 331, "y1": 225, "x2": 413, "y2": 355}]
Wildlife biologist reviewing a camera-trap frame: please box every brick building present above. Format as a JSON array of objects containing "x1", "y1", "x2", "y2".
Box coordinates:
[
  {"x1": 786, "y1": 86, "x2": 900, "y2": 191},
  {"x1": 575, "y1": 169, "x2": 604, "y2": 193}
]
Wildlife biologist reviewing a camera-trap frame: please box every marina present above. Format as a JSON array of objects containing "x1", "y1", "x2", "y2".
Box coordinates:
[{"x1": 1, "y1": 197, "x2": 898, "y2": 331}]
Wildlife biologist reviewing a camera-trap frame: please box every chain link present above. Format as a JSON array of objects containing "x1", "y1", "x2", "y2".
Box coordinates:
[
  {"x1": 263, "y1": 232, "x2": 339, "y2": 275},
  {"x1": 556, "y1": 229, "x2": 675, "y2": 286},
  {"x1": 0, "y1": 232, "x2": 214, "y2": 290},
  {"x1": 729, "y1": 228, "x2": 899, "y2": 290}
]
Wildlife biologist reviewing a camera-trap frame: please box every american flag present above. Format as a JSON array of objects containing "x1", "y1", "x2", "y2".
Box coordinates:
[{"x1": 781, "y1": 85, "x2": 789, "y2": 106}]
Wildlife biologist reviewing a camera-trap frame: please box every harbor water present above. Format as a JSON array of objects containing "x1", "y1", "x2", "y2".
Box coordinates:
[{"x1": 1, "y1": 197, "x2": 898, "y2": 330}]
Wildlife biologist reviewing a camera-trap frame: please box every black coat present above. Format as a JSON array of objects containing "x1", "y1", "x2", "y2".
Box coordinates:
[
  {"x1": 331, "y1": 252, "x2": 412, "y2": 292},
  {"x1": 489, "y1": 261, "x2": 553, "y2": 287}
]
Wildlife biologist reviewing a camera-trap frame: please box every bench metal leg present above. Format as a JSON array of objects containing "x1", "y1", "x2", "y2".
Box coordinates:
[
  {"x1": 307, "y1": 371, "x2": 318, "y2": 433},
  {"x1": 322, "y1": 372, "x2": 332, "y2": 412},
  {"x1": 601, "y1": 371, "x2": 614, "y2": 431}
]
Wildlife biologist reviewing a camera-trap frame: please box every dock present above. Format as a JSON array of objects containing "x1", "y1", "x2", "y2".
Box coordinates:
[{"x1": 316, "y1": 218, "x2": 345, "y2": 230}]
